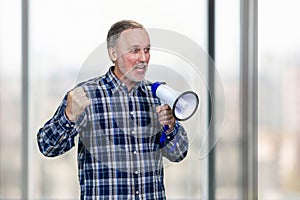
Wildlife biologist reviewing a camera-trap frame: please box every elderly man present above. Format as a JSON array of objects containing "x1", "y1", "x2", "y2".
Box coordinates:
[{"x1": 37, "y1": 20, "x2": 189, "y2": 200}]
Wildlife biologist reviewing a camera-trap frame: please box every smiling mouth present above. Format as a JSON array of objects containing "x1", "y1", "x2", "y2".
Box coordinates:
[{"x1": 135, "y1": 64, "x2": 148, "y2": 70}]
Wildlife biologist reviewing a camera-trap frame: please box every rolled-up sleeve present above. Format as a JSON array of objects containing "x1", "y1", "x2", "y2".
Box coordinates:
[{"x1": 161, "y1": 121, "x2": 189, "y2": 162}]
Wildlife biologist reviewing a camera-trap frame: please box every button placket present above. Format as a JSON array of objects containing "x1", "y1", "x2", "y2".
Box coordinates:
[
  {"x1": 128, "y1": 91, "x2": 140, "y2": 198},
  {"x1": 128, "y1": 95, "x2": 135, "y2": 135}
]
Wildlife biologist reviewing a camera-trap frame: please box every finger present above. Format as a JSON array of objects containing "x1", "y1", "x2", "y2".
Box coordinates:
[
  {"x1": 70, "y1": 87, "x2": 89, "y2": 101},
  {"x1": 84, "y1": 99, "x2": 91, "y2": 107},
  {"x1": 159, "y1": 108, "x2": 173, "y2": 118},
  {"x1": 78, "y1": 90, "x2": 89, "y2": 98},
  {"x1": 156, "y1": 105, "x2": 161, "y2": 113},
  {"x1": 161, "y1": 104, "x2": 171, "y2": 110},
  {"x1": 76, "y1": 96, "x2": 90, "y2": 108},
  {"x1": 159, "y1": 116, "x2": 174, "y2": 125},
  {"x1": 67, "y1": 90, "x2": 90, "y2": 109},
  {"x1": 80, "y1": 98, "x2": 91, "y2": 108},
  {"x1": 158, "y1": 110, "x2": 174, "y2": 122},
  {"x1": 73, "y1": 86, "x2": 84, "y2": 93},
  {"x1": 72, "y1": 87, "x2": 88, "y2": 97},
  {"x1": 156, "y1": 104, "x2": 171, "y2": 114},
  {"x1": 74, "y1": 88, "x2": 89, "y2": 98},
  {"x1": 70, "y1": 87, "x2": 80, "y2": 97}
]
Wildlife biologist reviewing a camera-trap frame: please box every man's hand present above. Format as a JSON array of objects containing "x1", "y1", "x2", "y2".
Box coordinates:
[
  {"x1": 65, "y1": 87, "x2": 91, "y2": 122},
  {"x1": 156, "y1": 104, "x2": 176, "y2": 133}
]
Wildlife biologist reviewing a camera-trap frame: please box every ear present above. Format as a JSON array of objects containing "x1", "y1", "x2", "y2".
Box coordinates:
[{"x1": 108, "y1": 47, "x2": 117, "y2": 62}]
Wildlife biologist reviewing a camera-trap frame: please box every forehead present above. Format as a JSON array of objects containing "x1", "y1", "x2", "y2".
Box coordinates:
[{"x1": 116, "y1": 28, "x2": 150, "y2": 48}]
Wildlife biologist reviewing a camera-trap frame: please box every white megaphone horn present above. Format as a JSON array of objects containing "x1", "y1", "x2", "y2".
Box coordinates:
[{"x1": 151, "y1": 82, "x2": 199, "y2": 121}]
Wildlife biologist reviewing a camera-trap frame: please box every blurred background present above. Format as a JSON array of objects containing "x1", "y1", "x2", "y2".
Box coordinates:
[{"x1": 0, "y1": 0, "x2": 299, "y2": 199}]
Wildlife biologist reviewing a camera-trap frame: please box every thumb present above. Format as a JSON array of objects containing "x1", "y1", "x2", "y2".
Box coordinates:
[{"x1": 156, "y1": 105, "x2": 161, "y2": 113}]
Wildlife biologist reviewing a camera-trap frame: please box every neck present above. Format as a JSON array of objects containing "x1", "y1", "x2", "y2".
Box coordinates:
[{"x1": 112, "y1": 66, "x2": 136, "y2": 91}]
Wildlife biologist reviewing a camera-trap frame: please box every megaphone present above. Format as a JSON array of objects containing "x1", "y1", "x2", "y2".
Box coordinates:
[{"x1": 151, "y1": 82, "x2": 199, "y2": 121}]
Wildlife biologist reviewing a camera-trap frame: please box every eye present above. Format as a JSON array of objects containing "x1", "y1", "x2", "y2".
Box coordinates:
[
  {"x1": 144, "y1": 47, "x2": 150, "y2": 53},
  {"x1": 130, "y1": 48, "x2": 140, "y2": 54}
]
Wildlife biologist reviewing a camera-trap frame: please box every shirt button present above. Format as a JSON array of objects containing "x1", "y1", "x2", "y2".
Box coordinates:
[
  {"x1": 135, "y1": 170, "x2": 139, "y2": 174},
  {"x1": 135, "y1": 191, "x2": 139, "y2": 195},
  {"x1": 133, "y1": 151, "x2": 137, "y2": 154},
  {"x1": 131, "y1": 131, "x2": 135, "y2": 134},
  {"x1": 66, "y1": 124, "x2": 70, "y2": 128},
  {"x1": 167, "y1": 136, "x2": 171, "y2": 139}
]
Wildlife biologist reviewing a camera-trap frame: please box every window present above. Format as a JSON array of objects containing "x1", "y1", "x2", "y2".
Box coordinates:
[
  {"x1": 259, "y1": 0, "x2": 300, "y2": 199},
  {"x1": 215, "y1": 0, "x2": 241, "y2": 199},
  {"x1": 0, "y1": 0, "x2": 22, "y2": 198}
]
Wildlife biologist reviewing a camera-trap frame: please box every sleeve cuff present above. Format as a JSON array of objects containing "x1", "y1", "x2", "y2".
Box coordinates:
[
  {"x1": 159, "y1": 122, "x2": 179, "y2": 146},
  {"x1": 165, "y1": 122, "x2": 179, "y2": 140},
  {"x1": 58, "y1": 111, "x2": 76, "y2": 130}
]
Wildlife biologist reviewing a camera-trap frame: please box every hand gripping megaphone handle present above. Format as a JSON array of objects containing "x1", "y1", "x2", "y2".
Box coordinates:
[
  {"x1": 151, "y1": 82, "x2": 170, "y2": 145},
  {"x1": 151, "y1": 81, "x2": 199, "y2": 145},
  {"x1": 151, "y1": 82, "x2": 169, "y2": 126}
]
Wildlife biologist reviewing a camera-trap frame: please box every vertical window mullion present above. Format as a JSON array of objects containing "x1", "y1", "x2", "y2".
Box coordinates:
[
  {"x1": 21, "y1": 0, "x2": 29, "y2": 199},
  {"x1": 240, "y1": 0, "x2": 258, "y2": 199},
  {"x1": 208, "y1": 0, "x2": 216, "y2": 199}
]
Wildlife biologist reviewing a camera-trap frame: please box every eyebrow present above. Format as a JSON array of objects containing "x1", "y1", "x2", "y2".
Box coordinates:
[{"x1": 131, "y1": 44, "x2": 151, "y2": 48}]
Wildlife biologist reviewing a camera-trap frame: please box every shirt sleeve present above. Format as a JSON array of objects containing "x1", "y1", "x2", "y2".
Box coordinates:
[
  {"x1": 160, "y1": 121, "x2": 189, "y2": 162},
  {"x1": 37, "y1": 94, "x2": 87, "y2": 157}
]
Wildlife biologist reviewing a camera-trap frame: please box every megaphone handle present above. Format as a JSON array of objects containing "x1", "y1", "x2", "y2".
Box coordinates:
[
  {"x1": 158, "y1": 100, "x2": 170, "y2": 145},
  {"x1": 160, "y1": 100, "x2": 170, "y2": 132},
  {"x1": 160, "y1": 130, "x2": 167, "y2": 146},
  {"x1": 159, "y1": 125, "x2": 169, "y2": 146},
  {"x1": 163, "y1": 125, "x2": 169, "y2": 131}
]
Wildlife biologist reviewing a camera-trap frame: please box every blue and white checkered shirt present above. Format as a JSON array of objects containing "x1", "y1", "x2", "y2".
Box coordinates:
[{"x1": 37, "y1": 67, "x2": 189, "y2": 200}]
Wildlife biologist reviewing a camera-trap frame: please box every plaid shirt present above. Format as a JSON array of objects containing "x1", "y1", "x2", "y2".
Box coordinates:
[{"x1": 37, "y1": 67, "x2": 189, "y2": 200}]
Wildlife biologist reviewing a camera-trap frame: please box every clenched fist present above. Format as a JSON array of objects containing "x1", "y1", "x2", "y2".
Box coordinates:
[{"x1": 65, "y1": 87, "x2": 91, "y2": 122}]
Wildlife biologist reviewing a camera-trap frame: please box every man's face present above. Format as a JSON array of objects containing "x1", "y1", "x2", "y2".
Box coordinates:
[{"x1": 112, "y1": 28, "x2": 151, "y2": 84}]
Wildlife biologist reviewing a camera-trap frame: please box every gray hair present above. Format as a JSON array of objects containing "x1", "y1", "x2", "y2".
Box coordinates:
[{"x1": 106, "y1": 20, "x2": 145, "y2": 49}]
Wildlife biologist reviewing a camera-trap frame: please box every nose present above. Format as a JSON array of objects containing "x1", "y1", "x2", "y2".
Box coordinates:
[{"x1": 138, "y1": 51, "x2": 147, "y2": 62}]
